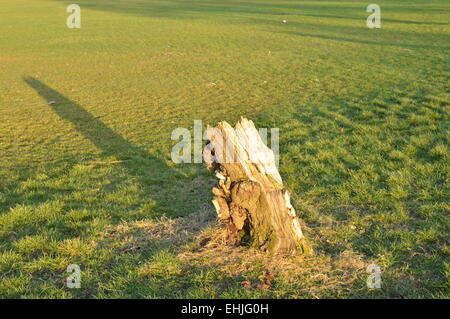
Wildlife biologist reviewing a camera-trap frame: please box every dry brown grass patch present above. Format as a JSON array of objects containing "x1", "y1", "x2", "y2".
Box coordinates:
[{"x1": 100, "y1": 208, "x2": 374, "y2": 298}]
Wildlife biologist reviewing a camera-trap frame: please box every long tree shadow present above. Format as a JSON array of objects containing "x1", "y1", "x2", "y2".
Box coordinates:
[
  {"x1": 23, "y1": 76, "x2": 211, "y2": 218},
  {"x1": 54, "y1": 0, "x2": 449, "y2": 52},
  {"x1": 55, "y1": 0, "x2": 450, "y2": 25},
  {"x1": 288, "y1": 12, "x2": 450, "y2": 26},
  {"x1": 272, "y1": 30, "x2": 450, "y2": 51}
]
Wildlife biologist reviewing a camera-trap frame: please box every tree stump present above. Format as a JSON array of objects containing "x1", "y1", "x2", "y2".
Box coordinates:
[{"x1": 203, "y1": 117, "x2": 310, "y2": 255}]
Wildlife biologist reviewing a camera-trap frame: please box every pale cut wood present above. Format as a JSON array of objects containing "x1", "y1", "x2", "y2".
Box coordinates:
[{"x1": 203, "y1": 117, "x2": 310, "y2": 255}]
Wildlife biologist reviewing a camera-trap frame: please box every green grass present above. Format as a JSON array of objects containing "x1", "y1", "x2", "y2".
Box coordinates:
[{"x1": 0, "y1": 0, "x2": 449, "y2": 298}]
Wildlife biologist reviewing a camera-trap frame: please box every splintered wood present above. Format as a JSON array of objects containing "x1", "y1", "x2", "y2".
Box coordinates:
[{"x1": 203, "y1": 117, "x2": 310, "y2": 255}]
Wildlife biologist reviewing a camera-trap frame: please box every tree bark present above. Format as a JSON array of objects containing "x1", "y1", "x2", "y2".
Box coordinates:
[{"x1": 203, "y1": 117, "x2": 310, "y2": 255}]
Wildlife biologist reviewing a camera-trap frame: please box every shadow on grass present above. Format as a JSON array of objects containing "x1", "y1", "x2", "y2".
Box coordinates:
[
  {"x1": 55, "y1": 0, "x2": 449, "y2": 17},
  {"x1": 55, "y1": 0, "x2": 450, "y2": 25},
  {"x1": 290, "y1": 12, "x2": 450, "y2": 26},
  {"x1": 54, "y1": 0, "x2": 450, "y2": 52},
  {"x1": 24, "y1": 77, "x2": 141, "y2": 156},
  {"x1": 22, "y1": 76, "x2": 211, "y2": 218},
  {"x1": 240, "y1": 16, "x2": 450, "y2": 50},
  {"x1": 272, "y1": 30, "x2": 450, "y2": 50}
]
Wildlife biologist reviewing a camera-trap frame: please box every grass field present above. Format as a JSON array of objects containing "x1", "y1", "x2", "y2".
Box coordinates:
[{"x1": 0, "y1": 0, "x2": 449, "y2": 298}]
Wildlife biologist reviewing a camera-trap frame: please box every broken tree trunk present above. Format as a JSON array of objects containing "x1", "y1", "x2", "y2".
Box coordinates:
[{"x1": 203, "y1": 117, "x2": 310, "y2": 255}]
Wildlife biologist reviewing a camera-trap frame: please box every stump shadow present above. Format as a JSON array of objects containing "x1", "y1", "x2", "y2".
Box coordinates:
[{"x1": 23, "y1": 76, "x2": 211, "y2": 218}]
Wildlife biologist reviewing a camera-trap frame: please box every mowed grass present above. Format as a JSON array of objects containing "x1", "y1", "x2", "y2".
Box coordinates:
[{"x1": 0, "y1": 0, "x2": 449, "y2": 298}]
